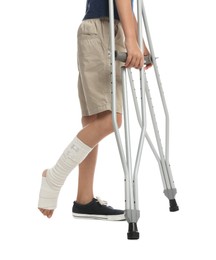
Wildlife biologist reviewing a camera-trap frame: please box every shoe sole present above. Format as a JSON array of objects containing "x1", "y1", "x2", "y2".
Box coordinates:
[{"x1": 72, "y1": 213, "x2": 126, "y2": 221}]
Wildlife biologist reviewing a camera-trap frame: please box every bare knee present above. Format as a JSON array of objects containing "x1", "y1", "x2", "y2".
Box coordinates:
[
  {"x1": 77, "y1": 111, "x2": 122, "y2": 147},
  {"x1": 81, "y1": 115, "x2": 97, "y2": 127}
]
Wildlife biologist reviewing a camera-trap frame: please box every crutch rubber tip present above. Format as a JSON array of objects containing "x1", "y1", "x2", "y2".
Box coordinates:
[
  {"x1": 127, "y1": 223, "x2": 139, "y2": 240},
  {"x1": 169, "y1": 199, "x2": 179, "y2": 212}
]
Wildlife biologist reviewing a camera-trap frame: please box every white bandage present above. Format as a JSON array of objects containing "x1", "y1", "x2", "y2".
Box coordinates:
[
  {"x1": 38, "y1": 177, "x2": 60, "y2": 209},
  {"x1": 38, "y1": 136, "x2": 92, "y2": 209}
]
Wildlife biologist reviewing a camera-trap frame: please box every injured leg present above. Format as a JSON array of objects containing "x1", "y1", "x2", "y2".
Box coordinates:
[{"x1": 38, "y1": 136, "x2": 92, "y2": 217}]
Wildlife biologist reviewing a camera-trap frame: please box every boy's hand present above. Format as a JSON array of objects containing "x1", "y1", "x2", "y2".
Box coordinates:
[
  {"x1": 125, "y1": 39, "x2": 153, "y2": 70},
  {"x1": 144, "y1": 46, "x2": 153, "y2": 70},
  {"x1": 125, "y1": 38, "x2": 144, "y2": 69}
]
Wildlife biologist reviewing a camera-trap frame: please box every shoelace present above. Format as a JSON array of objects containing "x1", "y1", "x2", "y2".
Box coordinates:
[{"x1": 96, "y1": 196, "x2": 108, "y2": 206}]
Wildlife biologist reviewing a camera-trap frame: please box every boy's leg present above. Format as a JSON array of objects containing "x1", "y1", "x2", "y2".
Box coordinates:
[
  {"x1": 73, "y1": 112, "x2": 125, "y2": 220},
  {"x1": 38, "y1": 111, "x2": 122, "y2": 218},
  {"x1": 76, "y1": 115, "x2": 99, "y2": 204},
  {"x1": 38, "y1": 136, "x2": 92, "y2": 218},
  {"x1": 77, "y1": 111, "x2": 122, "y2": 147}
]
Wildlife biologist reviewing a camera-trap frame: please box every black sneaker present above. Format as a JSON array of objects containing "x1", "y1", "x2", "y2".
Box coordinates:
[{"x1": 72, "y1": 197, "x2": 125, "y2": 221}]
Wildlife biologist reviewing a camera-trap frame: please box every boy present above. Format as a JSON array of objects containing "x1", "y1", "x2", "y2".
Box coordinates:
[{"x1": 38, "y1": 0, "x2": 151, "y2": 220}]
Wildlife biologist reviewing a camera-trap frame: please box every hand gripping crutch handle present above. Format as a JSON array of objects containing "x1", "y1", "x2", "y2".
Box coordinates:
[{"x1": 115, "y1": 51, "x2": 152, "y2": 65}]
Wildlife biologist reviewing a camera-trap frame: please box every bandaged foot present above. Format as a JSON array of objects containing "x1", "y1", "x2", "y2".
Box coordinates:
[
  {"x1": 38, "y1": 137, "x2": 92, "y2": 217},
  {"x1": 38, "y1": 173, "x2": 60, "y2": 210}
]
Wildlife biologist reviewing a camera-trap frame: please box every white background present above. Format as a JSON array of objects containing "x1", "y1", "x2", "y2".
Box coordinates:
[{"x1": 0, "y1": 0, "x2": 216, "y2": 259}]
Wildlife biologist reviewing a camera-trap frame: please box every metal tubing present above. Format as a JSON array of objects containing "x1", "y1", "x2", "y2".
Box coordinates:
[
  {"x1": 109, "y1": 0, "x2": 178, "y2": 232},
  {"x1": 122, "y1": 67, "x2": 135, "y2": 210},
  {"x1": 128, "y1": 67, "x2": 167, "y2": 190},
  {"x1": 141, "y1": 2, "x2": 177, "y2": 191},
  {"x1": 132, "y1": 0, "x2": 148, "y2": 209},
  {"x1": 108, "y1": 0, "x2": 117, "y2": 128},
  {"x1": 127, "y1": 69, "x2": 142, "y2": 125},
  {"x1": 137, "y1": 0, "x2": 144, "y2": 52},
  {"x1": 108, "y1": 0, "x2": 131, "y2": 208},
  {"x1": 127, "y1": 69, "x2": 163, "y2": 164},
  {"x1": 133, "y1": 124, "x2": 146, "y2": 207},
  {"x1": 108, "y1": 0, "x2": 126, "y2": 169},
  {"x1": 141, "y1": 1, "x2": 170, "y2": 163},
  {"x1": 145, "y1": 85, "x2": 172, "y2": 189}
]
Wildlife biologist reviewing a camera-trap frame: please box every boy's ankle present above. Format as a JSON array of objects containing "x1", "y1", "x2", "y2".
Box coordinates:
[{"x1": 76, "y1": 197, "x2": 94, "y2": 205}]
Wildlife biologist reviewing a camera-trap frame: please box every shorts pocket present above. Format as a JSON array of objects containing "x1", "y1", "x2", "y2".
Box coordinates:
[{"x1": 78, "y1": 20, "x2": 98, "y2": 38}]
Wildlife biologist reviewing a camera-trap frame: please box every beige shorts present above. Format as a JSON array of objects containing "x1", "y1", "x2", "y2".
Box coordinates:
[{"x1": 77, "y1": 18, "x2": 126, "y2": 116}]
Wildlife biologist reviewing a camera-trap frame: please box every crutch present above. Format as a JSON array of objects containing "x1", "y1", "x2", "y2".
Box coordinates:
[{"x1": 108, "y1": 0, "x2": 179, "y2": 240}]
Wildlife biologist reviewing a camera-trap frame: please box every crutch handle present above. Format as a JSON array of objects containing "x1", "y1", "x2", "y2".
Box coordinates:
[
  {"x1": 115, "y1": 51, "x2": 127, "y2": 62},
  {"x1": 115, "y1": 51, "x2": 152, "y2": 65}
]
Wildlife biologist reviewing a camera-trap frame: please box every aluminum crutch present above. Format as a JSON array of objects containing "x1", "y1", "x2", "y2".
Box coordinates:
[
  {"x1": 141, "y1": 0, "x2": 179, "y2": 210},
  {"x1": 108, "y1": 0, "x2": 179, "y2": 240}
]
